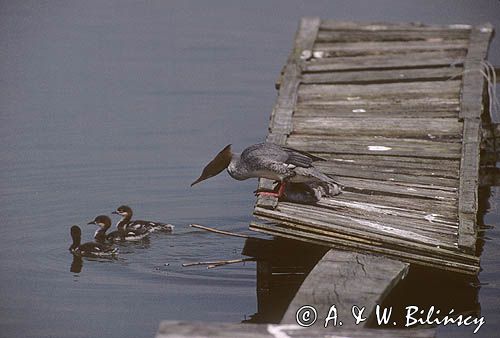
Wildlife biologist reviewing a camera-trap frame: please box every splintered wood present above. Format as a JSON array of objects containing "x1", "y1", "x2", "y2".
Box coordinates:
[{"x1": 252, "y1": 18, "x2": 494, "y2": 275}]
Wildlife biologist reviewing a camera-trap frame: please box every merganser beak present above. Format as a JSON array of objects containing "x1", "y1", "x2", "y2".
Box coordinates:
[{"x1": 191, "y1": 144, "x2": 232, "y2": 186}]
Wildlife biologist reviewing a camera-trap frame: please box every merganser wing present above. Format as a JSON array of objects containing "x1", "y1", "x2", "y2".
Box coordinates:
[{"x1": 241, "y1": 143, "x2": 323, "y2": 169}]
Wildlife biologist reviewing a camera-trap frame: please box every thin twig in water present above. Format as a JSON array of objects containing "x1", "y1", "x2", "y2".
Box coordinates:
[
  {"x1": 189, "y1": 223, "x2": 250, "y2": 238},
  {"x1": 207, "y1": 258, "x2": 256, "y2": 269},
  {"x1": 182, "y1": 257, "x2": 256, "y2": 268}
]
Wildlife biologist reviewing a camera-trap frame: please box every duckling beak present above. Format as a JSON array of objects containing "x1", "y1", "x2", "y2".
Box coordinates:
[{"x1": 191, "y1": 144, "x2": 232, "y2": 187}]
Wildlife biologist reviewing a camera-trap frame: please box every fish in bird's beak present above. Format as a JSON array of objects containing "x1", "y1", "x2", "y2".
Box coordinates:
[{"x1": 191, "y1": 144, "x2": 233, "y2": 186}]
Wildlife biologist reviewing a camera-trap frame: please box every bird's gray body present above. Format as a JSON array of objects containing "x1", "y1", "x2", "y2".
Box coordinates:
[
  {"x1": 226, "y1": 143, "x2": 340, "y2": 195},
  {"x1": 192, "y1": 142, "x2": 341, "y2": 198}
]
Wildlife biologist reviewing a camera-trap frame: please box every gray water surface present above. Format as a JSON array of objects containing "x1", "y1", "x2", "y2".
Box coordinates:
[{"x1": 1, "y1": 1, "x2": 499, "y2": 338}]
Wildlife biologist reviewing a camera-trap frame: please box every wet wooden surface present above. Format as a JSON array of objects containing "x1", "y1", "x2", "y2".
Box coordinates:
[{"x1": 156, "y1": 321, "x2": 435, "y2": 338}]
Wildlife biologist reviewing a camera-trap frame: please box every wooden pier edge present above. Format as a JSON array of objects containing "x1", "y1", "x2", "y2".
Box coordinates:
[
  {"x1": 156, "y1": 321, "x2": 435, "y2": 338},
  {"x1": 257, "y1": 17, "x2": 321, "y2": 209},
  {"x1": 457, "y1": 23, "x2": 494, "y2": 251}
]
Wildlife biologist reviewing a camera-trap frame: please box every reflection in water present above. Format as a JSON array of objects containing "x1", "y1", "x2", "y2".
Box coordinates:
[
  {"x1": 70, "y1": 255, "x2": 83, "y2": 273},
  {"x1": 68, "y1": 236, "x2": 151, "y2": 273},
  {"x1": 241, "y1": 237, "x2": 327, "y2": 323},
  {"x1": 376, "y1": 266, "x2": 480, "y2": 329}
]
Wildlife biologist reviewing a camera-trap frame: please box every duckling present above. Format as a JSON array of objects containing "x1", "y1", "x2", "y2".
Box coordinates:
[
  {"x1": 88, "y1": 215, "x2": 149, "y2": 242},
  {"x1": 69, "y1": 225, "x2": 118, "y2": 257},
  {"x1": 112, "y1": 205, "x2": 174, "y2": 233}
]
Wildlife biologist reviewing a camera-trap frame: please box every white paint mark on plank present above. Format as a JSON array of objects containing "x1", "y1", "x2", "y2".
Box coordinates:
[
  {"x1": 267, "y1": 324, "x2": 304, "y2": 338},
  {"x1": 312, "y1": 51, "x2": 325, "y2": 58},
  {"x1": 300, "y1": 50, "x2": 312, "y2": 60},
  {"x1": 352, "y1": 108, "x2": 366, "y2": 112},
  {"x1": 368, "y1": 145, "x2": 392, "y2": 151}
]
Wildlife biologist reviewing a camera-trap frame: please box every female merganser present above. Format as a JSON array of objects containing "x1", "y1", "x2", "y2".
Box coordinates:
[
  {"x1": 88, "y1": 215, "x2": 149, "y2": 242},
  {"x1": 111, "y1": 205, "x2": 174, "y2": 233},
  {"x1": 69, "y1": 225, "x2": 118, "y2": 257},
  {"x1": 191, "y1": 143, "x2": 341, "y2": 198}
]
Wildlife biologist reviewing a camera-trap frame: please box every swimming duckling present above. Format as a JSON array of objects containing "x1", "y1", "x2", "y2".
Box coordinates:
[
  {"x1": 69, "y1": 225, "x2": 118, "y2": 257},
  {"x1": 88, "y1": 215, "x2": 149, "y2": 242},
  {"x1": 112, "y1": 205, "x2": 174, "y2": 233}
]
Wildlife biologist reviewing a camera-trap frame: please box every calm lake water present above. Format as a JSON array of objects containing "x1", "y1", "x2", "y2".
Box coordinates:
[{"x1": 0, "y1": 1, "x2": 499, "y2": 337}]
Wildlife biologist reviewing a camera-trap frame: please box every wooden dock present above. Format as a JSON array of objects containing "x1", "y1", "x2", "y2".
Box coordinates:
[
  {"x1": 250, "y1": 18, "x2": 496, "y2": 276},
  {"x1": 157, "y1": 18, "x2": 496, "y2": 337}
]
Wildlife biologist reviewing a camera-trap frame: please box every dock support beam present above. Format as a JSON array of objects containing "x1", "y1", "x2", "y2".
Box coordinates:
[{"x1": 281, "y1": 249, "x2": 409, "y2": 328}]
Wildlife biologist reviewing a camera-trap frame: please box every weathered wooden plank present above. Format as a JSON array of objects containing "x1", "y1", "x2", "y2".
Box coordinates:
[
  {"x1": 298, "y1": 80, "x2": 462, "y2": 98},
  {"x1": 269, "y1": 64, "x2": 301, "y2": 133},
  {"x1": 292, "y1": 117, "x2": 462, "y2": 138},
  {"x1": 336, "y1": 176, "x2": 457, "y2": 201},
  {"x1": 458, "y1": 213, "x2": 477, "y2": 250},
  {"x1": 459, "y1": 24, "x2": 494, "y2": 119},
  {"x1": 156, "y1": 320, "x2": 436, "y2": 338},
  {"x1": 301, "y1": 67, "x2": 463, "y2": 85},
  {"x1": 338, "y1": 190, "x2": 458, "y2": 220},
  {"x1": 459, "y1": 122, "x2": 481, "y2": 213},
  {"x1": 319, "y1": 21, "x2": 471, "y2": 32},
  {"x1": 314, "y1": 153, "x2": 460, "y2": 171},
  {"x1": 317, "y1": 198, "x2": 458, "y2": 227},
  {"x1": 275, "y1": 202, "x2": 458, "y2": 243},
  {"x1": 316, "y1": 162, "x2": 458, "y2": 188},
  {"x1": 317, "y1": 29, "x2": 470, "y2": 43},
  {"x1": 258, "y1": 18, "x2": 320, "y2": 209},
  {"x1": 287, "y1": 135, "x2": 462, "y2": 159},
  {"x1": 270, "y1": 17, "x2": 320, "y2": 134},
  {"x1": 457, "y1": 24, "x2": 494, "y2": 252},
  {"x1": 249, "y1": 222, "x2": 479, "y2": 275},
  {"x1": 254, "y1": 205, "x2": 459, "y2": 250},
  {"x1": 294, "y1": 105, "x2": 459, "y2": 119},
  {"x1": 299, "y1": 94, "x2": 459, "y2": 107},
  {"x1": 296, "y1": 98, "x2": 460, "y2": 113},
  {"x1": 250, "y1": 219, "x2": 471, "y2": 269},
  {"x1": 281, "y1": 250, "x2": 409, "y2": 328},
  {"x1": 303, "y1": 51, "x2": 466, "y2": 72},
  {"x1": 290, "y1": 17, "x2": 321, "y2": 61},
  {"x1": 314, "y1": 157, "x2": 459, "y2": 179},
  {"x1": 313, "y1": 40, "x2": 468, "y2": 57}
]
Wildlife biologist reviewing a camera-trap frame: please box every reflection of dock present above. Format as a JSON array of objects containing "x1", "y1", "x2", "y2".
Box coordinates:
[{"x1": 157, "y1": 18, "x2": 497, "y2": 337}]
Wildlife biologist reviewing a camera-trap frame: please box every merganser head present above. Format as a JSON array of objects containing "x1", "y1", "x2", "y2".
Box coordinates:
[
  {"x1": 112, "y1": 205, "x2": 132, "y2": 218},
  {"x1": 70, "y1": 225, "x2": 82, "y2": 250},
  {"x1": 191, "y1": 144, "x2": 232, "y2": 186},
  {"x1": 87, "y1": 215, "x2": 112, "y2": 230}
]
